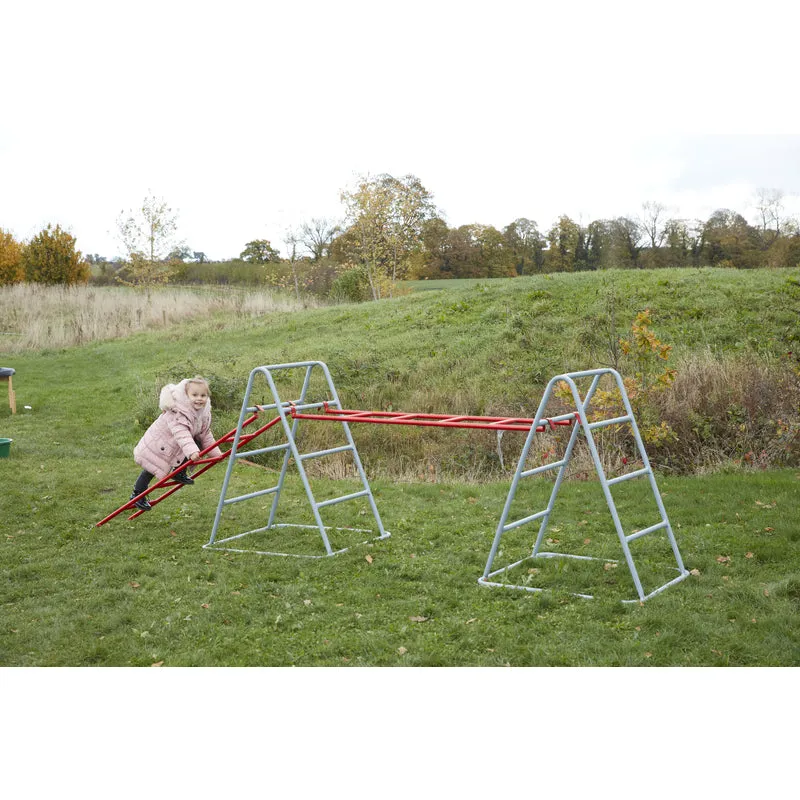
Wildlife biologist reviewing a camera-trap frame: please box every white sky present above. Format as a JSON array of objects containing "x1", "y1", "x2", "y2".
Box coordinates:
[{"x1": 2, "y1": 0, "x2": 799, "y2": 260}]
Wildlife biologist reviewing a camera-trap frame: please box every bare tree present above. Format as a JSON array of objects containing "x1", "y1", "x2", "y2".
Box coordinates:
[
  {"x1": 283, "y1": 228, "x2": 302, "y2": 301},
  {"x1": 753, "y1": 188, "x2": 786, "y2": 248},
  {"x1": 639, "y1": 201, "x2": 668, "y2": 250},
  {"x1": 299, "y1": 217, "x2": 340, "y2": 262}
]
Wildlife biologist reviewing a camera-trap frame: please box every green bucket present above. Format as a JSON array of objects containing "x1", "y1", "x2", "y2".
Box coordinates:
[{"x1": 0, "y1": 438, "x2": 12, "y2": 458}]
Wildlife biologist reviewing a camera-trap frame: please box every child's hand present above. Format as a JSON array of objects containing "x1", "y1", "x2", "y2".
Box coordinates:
[{"x1": 190, "y1": 451, "x2": 201, "y2": 461}]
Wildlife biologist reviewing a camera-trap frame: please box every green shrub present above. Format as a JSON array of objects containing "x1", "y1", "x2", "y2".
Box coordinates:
[
  {"x1": 22, "y1": 224, "x2": 89, "y2": 285},
  {"x1": 329, "y1": 268, "x2": 370, "y2": 303}
]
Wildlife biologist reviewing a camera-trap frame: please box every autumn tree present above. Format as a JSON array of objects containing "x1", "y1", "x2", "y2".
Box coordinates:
[
  {"x1": 22, "y1": 224, "x2": 89, "y2": 285},
  {"x1": 609, "y1": 217, "x2": 646, "y2": 268},
  {"x1": 503, "y1": 218, "x2": 544, "y2": 274},
  {"x1": 338, "y1": 173, "x2": 437, "y2": 299},
  {"x1": 0, "y1": 228, "x2": 24, "y2": 285},
  {"x1": 116, "y1": 192, "x2": 182, "y2": 284},
  {"x1": 701, "y1": 209, "x2": 761, "y2": 268},
  {"x1": 239, "y1": 239, "x2": 281, "y2": 263},
  {"x1": 545, "y1": 215, "x2": 582, "y2": 272}
]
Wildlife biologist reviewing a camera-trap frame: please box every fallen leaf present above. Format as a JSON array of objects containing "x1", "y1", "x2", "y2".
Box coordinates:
[
  {"x1": 603, "y1": 562, "x2": 618, "y2": 571},
  {"x1": 409, "y1": 616, "x2": 428, "y2": 622},
  {"x1": 129, "y1": 582, "x2": 140, "y2": 589},
  {"x1": 583, "y1": 538, "x2": 591, "y2": 545},
  {"x1": 745, "y1": 552, "x2": 754, "y2": 559},
  {"x1": 465, "y1": 618, "x2": 478, "y2": 624},
  {"x1": 303, "y1": 599, "x2": 312, "y2": 606},
  {"x1": 690, "y1": 568, "x2": 701, "y2": 576},
  {"x1": 151, "y1": 661, "x2": 164, "y2": 667},
  {"x1": 365, "y1": 554, "x2": 373, "y2": 564},
  {"x1": 711, "y1": 649, "x2": 723, "y2": 657},
  {"x1": 644, "y1": 652, "x2": 652, "y2": 658},
  {"x1": 716, "y1": 555, "x2": 731, "y2": 563},
  {"x1": 397, "y1": 646, "x2": 408, "y2": 655},
  {"x1": 578, "y1": 519, "x2": 588, "y2": 526},
  {"x1": 764, "y1": 527, "x2": 774, "y2": 532},
  {"x1": 527, "y1": 568, "x2": 539, "y2": 574},
  {"x1": 201, "y1": 603, "x2": 210, "y2": 609},
  {"x1": 764, "y1": 589, "x2": 770, "y2": 597},
  {"x1": 722, "y1": 575, "x2": 730, "y2": 581}
]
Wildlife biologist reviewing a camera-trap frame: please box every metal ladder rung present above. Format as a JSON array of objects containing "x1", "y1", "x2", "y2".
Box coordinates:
[
  {"x1": 503, "y1": 509, "x2": 548, "y2": 533},
  {"x1": 223, "y1": 486, "x2": 280, "y2": 505},
  {"x1": 521, "y1": 458, "x2": 567, "y2": 478},
  {"x1": 233, "y1": 442, "x2": 290, "y2": 459},
  {"x1": 316, "y1": 489, "x2": 370, "y2": 509},
  {"x1": 298, "y1": 444, "x2": 355, "y2": 462},
  {"x1": 588, "y1": 414, "x2": 632, "y2": 430},
  {"x1": 625, "y1": 520, "x2": 668, "y2": 543},
  {"x1": 607, "y1": 467, "x2": 651, "y2": 486},
  {"x1": 587, "y1": 414, "x2": 632, "y2": 430}
]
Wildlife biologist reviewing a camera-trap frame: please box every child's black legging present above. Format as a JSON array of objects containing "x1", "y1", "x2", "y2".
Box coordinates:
[
  {"x1": 134, "y1": 438, "x2": 201, "y2": 494},
  {"x1": 133, "y1": 469, "x2": 155, "y2": 495}
]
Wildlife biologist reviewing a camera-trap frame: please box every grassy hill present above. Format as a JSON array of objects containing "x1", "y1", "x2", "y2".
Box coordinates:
[{"x1": 1, "y1": 268, "x2": 799, "y2": 666}]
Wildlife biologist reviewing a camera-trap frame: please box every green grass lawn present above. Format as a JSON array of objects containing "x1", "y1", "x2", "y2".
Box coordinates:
[
  {"x1": 1, "y1": 269, "x2": 799, "y2": 666},
  {"x1": 2, "y1": 439, "x2": 798, "y2": 666}
]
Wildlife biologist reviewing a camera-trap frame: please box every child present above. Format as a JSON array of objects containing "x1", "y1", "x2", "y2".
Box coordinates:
[{"x1": 130, "y1": 376, "x2": 223, "y2": 511}]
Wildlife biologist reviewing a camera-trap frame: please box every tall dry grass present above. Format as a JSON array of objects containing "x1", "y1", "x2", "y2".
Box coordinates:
[{"x1": 0, "y1": 283, "x2": 314, "y2": 352}]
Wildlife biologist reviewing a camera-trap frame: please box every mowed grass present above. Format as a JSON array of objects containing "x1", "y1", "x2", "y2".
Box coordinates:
[{"x1": 1, "y1": 268, "x2": 799, "y2": 666}]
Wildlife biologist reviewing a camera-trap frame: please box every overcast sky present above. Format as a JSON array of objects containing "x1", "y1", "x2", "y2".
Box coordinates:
[{"x1": 2, "y1": 0, "x2": 799, "y2": 261}]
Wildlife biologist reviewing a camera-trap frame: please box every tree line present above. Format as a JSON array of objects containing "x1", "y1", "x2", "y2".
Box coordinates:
[{"x1": 2, "y1": 178, "x2": 798, "y2": 297}]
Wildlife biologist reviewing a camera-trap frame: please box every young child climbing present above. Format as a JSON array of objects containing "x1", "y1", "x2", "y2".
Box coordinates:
[{"x1": 130, "y1": 376, "x2": 223, "y2": 511}]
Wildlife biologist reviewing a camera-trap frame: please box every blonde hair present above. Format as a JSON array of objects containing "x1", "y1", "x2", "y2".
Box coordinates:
[{"x1": 186, "y1": 375, "x2": 210, "y2": 394}]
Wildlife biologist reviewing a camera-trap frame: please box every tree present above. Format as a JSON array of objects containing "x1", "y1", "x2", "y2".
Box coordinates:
[
  {"x1": 639, "y1": 201, "x2": 668, "y2": 267},
  {"x1": 299, "y1": 218, "x2": 340, "y2": 262},
  {"x1": 117, "y1": 192, "x2": 182, "y2": 284},
  {"x1": 0, "y1": 228, "x2": 24, "y2": 285},
  {"x1": 609, "y1": 217, "x2": 646, "y2": 268},
  {"x1": 753, "y1": 188, "x2": 787, "y2": 250},
  {"x1": 545, "y1": 215, "x2": 582, "y2": 272},
  {"x1": 22, "y1": 224, "x2": 89, "y2": 285},
  {"x1": 283, "y1": 228, "x2": 303, "y2": 301},
  {"x1": 239, "y1": 239, "x2": 281, "y2": 263},
  {"x1": 701, "y1": 209, "x2": 760, "y2": 268},
  {"x1": 663, "y1": 219, "x2": 703, "y2": 268},
  {"x1": 338, "y1": 173, "x2": 438, "y2": 299},
  {"x1": 503, "y1": 218, "x2": 544, "y2": 274}
]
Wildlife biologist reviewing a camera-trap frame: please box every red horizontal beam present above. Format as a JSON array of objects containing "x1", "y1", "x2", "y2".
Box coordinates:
[{"x1": 291, "y1": 407, "x2": 575, "y2": 433}]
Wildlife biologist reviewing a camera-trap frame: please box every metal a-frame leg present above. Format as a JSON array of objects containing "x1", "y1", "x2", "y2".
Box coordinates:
[
  {"x1": 204, "y1": 361, "x2": 389, "y2": 558},
  {"x1": 479, "y1": 368, "x2": 690, "y2": 602}
]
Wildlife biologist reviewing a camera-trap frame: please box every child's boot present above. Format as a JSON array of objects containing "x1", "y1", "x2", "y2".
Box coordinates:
[
  {"x1": 130, "y1": 491, "x2": 152, "y2": 511},
  {"x1": 172, "y1": 470, "x2": 194, "y2": 485}
]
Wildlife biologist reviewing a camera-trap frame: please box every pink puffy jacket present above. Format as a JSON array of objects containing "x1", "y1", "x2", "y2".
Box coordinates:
[{"x1": 134, "y1": 379, "x2": 223, "y2": 479}]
